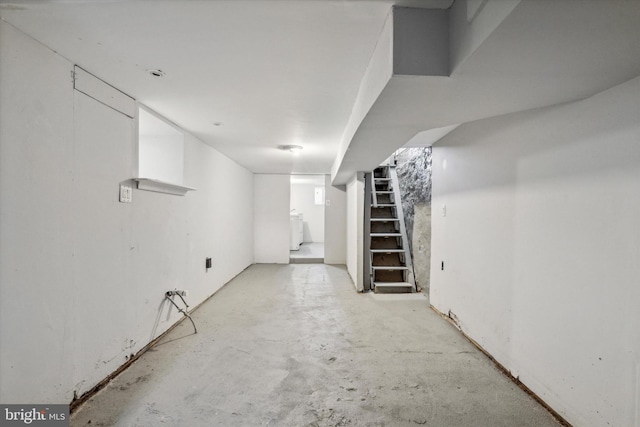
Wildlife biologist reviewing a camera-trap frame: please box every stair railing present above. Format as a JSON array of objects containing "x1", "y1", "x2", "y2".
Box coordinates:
[
  {"x1": 370, "y1": 172, "x2": 378, "y2": 208},
  {"x1": 363, "y1": 172, "x2": 373, "y2": 292},
  {"x1": 388, "y1": 165, "x2": 416, "y2": 291}
]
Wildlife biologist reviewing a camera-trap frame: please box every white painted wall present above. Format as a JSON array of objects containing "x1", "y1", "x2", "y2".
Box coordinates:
[
  {"x1": 254, "y1": 174, "x2": 290, "y2": 263},
  {"x1": 393, "y1": 8, "x2": 449, "y2": 76},
  {"x1": 332, "y1": 8, "x2": 393, "y2": 184},
  {"x1": 324, "y1": 176, "x2": 347, "y2": 265},
  {"x1": 138, "y1": 107, "x2": 185, "y2": 184},
  {"x1": 0, "y1": 21, "x2": 254, "y2": 404},
  {"x1": 430, "y1": 76, "x2": 640, "y2": 427},
  {"x1": 449, "y1": 0, "x2": 521, "y2": 73},
  {"x1": 346, "y1": 173, "x2": 365, "y2": 291},
  {"x1": 290, "y1": 181, "x2": 324, "y2": 243}
]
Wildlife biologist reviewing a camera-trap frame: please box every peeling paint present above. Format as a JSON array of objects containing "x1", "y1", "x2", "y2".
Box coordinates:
[{"x1": 447, "y1": 309, "x2": 460, "y2": 328}]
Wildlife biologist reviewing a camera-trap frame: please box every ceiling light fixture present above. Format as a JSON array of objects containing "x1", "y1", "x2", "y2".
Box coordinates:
[
  {"x1": 147, "y1": 69, "x2": 165, "y2": 78},
  {"x1": 278, "y1": 144, "x2": 303, "y2": 153}
]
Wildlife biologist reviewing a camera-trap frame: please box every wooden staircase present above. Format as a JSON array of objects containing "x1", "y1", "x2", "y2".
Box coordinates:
[{"x1": 366, "y1": 165, "x2": 416, "y2": 293}]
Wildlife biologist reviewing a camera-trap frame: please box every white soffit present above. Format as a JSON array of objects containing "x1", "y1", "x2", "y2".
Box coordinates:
[
  {"x1": 331, "y1": 0, "x2": 640, "y2": 184},
  {"x1": 402, "y1": 124, "x2": 460, "y2": 148}
]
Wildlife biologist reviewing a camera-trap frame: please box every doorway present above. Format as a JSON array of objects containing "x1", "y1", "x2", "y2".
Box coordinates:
[{"x1": 290, "y1": 175, "x2": 325, "y2": 263}]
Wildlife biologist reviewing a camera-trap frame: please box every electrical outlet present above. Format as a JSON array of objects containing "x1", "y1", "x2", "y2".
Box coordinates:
[
  {"x1": 166, "y1": 290, "x2": 188, "y2": 297},
  {"x1": 119, "y1": 184, "x2": 132, "y2": 203}
]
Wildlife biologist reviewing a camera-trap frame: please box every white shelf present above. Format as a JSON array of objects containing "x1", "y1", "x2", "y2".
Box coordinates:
[{"x1": 134, "y1": 178, "x2": 196, "y2": 196}]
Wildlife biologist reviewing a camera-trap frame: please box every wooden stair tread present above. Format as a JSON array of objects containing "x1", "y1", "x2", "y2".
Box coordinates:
[
  {"x1": 373, "y1": 281, "x2": 413, "y2": 287},
  {"x1": 373, "y1": 282, "x2": 414, "y2": 293}
]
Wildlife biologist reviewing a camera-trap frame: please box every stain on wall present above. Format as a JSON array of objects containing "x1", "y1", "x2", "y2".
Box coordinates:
[{"x1": 412, "y1": 204, "x2": 432, "y2": 293}]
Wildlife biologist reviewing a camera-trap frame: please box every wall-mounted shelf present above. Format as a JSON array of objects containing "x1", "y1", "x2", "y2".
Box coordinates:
[{"x1": 134, "y1": 178, "x2": 196, "y2": 196}]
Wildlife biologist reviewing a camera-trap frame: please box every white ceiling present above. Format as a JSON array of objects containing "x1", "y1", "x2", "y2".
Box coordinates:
[
  {"x1": 0, "y1": 0, "x2": 451, "y2": 175},
  {"x1": 290, "y1": 174, "x2": 326, "y2": 186},
  {"x1": 2, "y1": 0, "x2": 639, "y2": 182}
]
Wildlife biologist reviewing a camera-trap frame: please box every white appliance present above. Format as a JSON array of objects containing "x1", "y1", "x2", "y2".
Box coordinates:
[{"x1": 289, "y1": 213, "x2": 304, "y2": 250}]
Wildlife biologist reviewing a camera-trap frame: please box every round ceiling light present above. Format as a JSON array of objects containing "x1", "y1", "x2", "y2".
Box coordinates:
[
  {"x1": 147, "y1": 69, "x2": 165, "y2": 78},
  {"x1": 278, "y1": 144, "x2": 303, "y2": 153}
]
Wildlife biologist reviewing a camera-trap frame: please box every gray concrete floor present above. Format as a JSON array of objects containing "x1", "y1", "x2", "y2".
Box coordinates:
[{"x1": 71, "y1": 264, "x2": 560, "y2": 427}]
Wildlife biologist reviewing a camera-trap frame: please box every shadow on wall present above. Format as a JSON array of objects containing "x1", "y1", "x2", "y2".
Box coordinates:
[
  {"x1": 150, "y1": 298, "x2": 172, "y2": 342},
  {"x1": 412, "y1": 204, "x2": 431, "y2": 293}
]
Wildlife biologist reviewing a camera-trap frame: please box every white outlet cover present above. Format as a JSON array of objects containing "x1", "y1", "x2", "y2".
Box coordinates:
[{"x1": 119, "y1": 184, "x2": 132, "y2": 203}]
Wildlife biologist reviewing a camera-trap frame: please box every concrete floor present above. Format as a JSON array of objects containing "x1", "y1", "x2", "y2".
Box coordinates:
[{"x1": 71, "y1": 264, "x2": 560, "y2": 427}]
